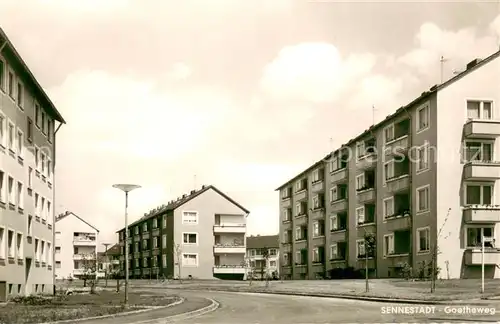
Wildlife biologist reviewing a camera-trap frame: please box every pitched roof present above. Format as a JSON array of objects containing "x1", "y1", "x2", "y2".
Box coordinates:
[
  {"x1": 0, "y1": 27, "x2": 65, "y2": 123},
  {"x1": 246, "y1": 235, "x2": 279, "y2": 249},
  {"x1": 117, "y1": 185, "x2": 250, "y2": 232},
  {"x1": 55, "y1": 211, "x2": 99, "y2": 232},
  {"x1": 98, "y1": 244, "x2": 120, "y2": 257},
  {"x1": 275, "y1": 50, "x2": 500, "y2": 190}
]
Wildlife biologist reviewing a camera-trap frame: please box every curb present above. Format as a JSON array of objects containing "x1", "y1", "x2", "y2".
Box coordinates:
[
  {"x1": 152, "y1": 286, "x2": 492, "y2": 306},
  {"x1": 40, "y1": 297, "x2": 185, "y2": 324},
  {"x1": 130, "y1": 298, "x2": 220, "y2": 324}
]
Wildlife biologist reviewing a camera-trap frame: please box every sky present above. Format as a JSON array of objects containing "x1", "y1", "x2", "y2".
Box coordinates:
[{"x1": 1, "y1": 0, "x2": 500, "y2": 248}]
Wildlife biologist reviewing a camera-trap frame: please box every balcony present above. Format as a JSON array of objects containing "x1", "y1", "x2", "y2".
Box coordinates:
[
  {"x1": 464, "y1": 119, "x2": 500, "y2": 138},
  {"x1": 142, "y1": 232, "x2": 150, "y2": 239},
  {"x1": 357, "y1": 153, "x2": 377, "y2": 170},
  {"x1": 464, "y1": 248, "x2": 500, "y2": 265},
  {"x1": 463, "y1": 206, "x2": 500, "y2": 223},
  {"x1": 357, "y1": 188, "x2": 375, "y2": 204},
  {"x1": 73, "y1": 269, "x2": 86, "y2": 276},
  {"x1": 386, "y1": 174, "x2": 410, "y2": 193},
  {"x1": 213, "y1": 265, "x2": 246, "y2": 274},
  {"x1": 213, "y1": 223, "x2": 246, "y2": 233},
  {"x1": 331, "y1": 198, "x2": 348, "y2": 213},
  {"x1": 152, "y1": 228, "x2": 160, "y2": 236},
  {"x1": 214, "y1": 244, "x2": 246, "y2": 254},
  {"x1": 331, "y1": 168, "x2": 348, "y2": 183},
  {"x1": 311, "y1": 179, "x2": 325, "y2": 192},
  {"x1": 73, "y1": 237, "x2": 96, "y2": 246},
  {"x1": 463, "y1": 161, "x2": 500, "y2": 180},
  {"x1": 295, "y1": 189, "x2": 307, "y2": 201},
  {"x1": 385, "y1": 135, "x2": 409, "y2": 155},
  {"x1": 142, "y1": 250, "x2": 151, "y2": 257},
  {"x1": 311, "y1": 208, "x2": 325, "y2": 220}
]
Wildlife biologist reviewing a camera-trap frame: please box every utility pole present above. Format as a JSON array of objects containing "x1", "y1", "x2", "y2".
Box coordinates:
[
  {"x1": 440, "y1": 56, "x2": 448, "y2": 84},
  {"x1": 372, "y1": 105, "x2": 376, "y2": 126},
  {"x1": 102, "y1": 243, "x2": 111, "y2": 288}
]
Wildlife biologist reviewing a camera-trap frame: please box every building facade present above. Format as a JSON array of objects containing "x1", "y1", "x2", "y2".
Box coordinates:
[
  {"x1": 54, "y1": 212, "x2": 100, "y2": 280},
  {"x1": 117, "y1": 185, "x2": 250, "y2": 280},
  {"x1": 246, "y1": 235, "x2": 280, "y2": 280},
  {"x1": 0, "y1": 28, "x2": 65, "y2": 300},
  {"x1": 98, "y1": 244, "x2": 120, "y2": 277},
  {"x1": 278, "y1": 52, "x2": 500, "y2": 280}
]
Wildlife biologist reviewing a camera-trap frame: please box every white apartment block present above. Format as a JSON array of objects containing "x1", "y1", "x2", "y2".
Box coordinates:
[
  {"x1": 0, "y1": 28, "x2": 65, "y2": 301},
  {"x1": 55, "y1": 212, "x2": 101, "y2": 280},
  {"x1": 246, "y1": 235, "x2": 280, "y2": 280}
]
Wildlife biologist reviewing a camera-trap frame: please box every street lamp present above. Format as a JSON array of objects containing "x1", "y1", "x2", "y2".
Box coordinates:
[{"x1": 113, "y1": 184, "x2": 141, "y2": 305}]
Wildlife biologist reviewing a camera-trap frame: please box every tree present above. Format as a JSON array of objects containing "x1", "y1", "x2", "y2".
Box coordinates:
[
  {"x1": 363, "y1": 232, "x2": 376, "y2": 293},
  {"x1": 262, "y1": 247, "x2": 270, "y2": 287},
  {"x1": 173, "y1": 242, "x2": 182, "y2": 283},
  {"x1": 430, "y1": 207, "x2": 451, "y2": 293},
  {"x1": 242, "y1": 257, "x2": 254, "y2": 286},
  {"x1": 80, "y1": 252, "x2": 101, "y2": 294}
]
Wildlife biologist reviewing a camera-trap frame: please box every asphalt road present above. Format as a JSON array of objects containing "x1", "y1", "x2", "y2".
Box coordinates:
[{"x1": 169, "y1": 290, "x2": 499, "y2": 323}]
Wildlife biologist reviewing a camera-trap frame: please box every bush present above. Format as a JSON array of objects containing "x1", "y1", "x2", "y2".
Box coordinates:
[
  {"x1": 11, "y1": 295, "x2": 52, "y2": 305},
  {"x1": 400, "y1": 262, "x2": 413, "y2": 280}
]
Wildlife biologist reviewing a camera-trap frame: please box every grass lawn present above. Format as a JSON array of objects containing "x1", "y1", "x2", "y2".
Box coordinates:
[{"x1": 0, "y1": 291, "x2": 180, "y2": 324}]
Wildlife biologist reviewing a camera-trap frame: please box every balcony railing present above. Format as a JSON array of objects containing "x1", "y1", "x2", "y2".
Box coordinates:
[
  {"x1": 214, "y1": 243, "x2": 245, "y2": 253},
  {"x1": 213, "y1": 223, "x2": 246, "y2": 233},
  {"x1": 213, "y1": 265, "x2": 246, "y2": 274}
]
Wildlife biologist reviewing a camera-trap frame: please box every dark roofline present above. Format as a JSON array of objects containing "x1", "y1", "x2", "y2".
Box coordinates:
[
  {"x1": 116, "y1": 185, "x2": 250, "y2": 233},
  {"x1": 275, "y1": 49, "x2": 500, "y2": 191},
  {"x1": 56, "y1": 211, "x2": 99, "y2": 232},
  {"x1": 0, "y1": 27, "x2": 66, "y2": 123}
]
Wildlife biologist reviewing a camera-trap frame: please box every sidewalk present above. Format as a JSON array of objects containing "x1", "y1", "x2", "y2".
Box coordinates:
[{"x1": 76, "y1": 296, "x2": 213, "y2": 324}]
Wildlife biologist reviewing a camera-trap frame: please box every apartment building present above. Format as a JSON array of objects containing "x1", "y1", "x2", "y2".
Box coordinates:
[
  {"x1": 98, "y1": 244, "x2": 120, "y2": 276},
  {"x1": 246, "y1": 234, "x2": 280, "y2": 280},
  {"x1": 278, "y1": 51, "x2": 500, "y2": 280},
  {"x1": 0, "y1": 28, "x2": 65, "y2": 300},
  {"x1": 54, "y1": 211, "x2": 100, "y2": 280},
  {"x1": 117, "y1": 185, "x2": 250, "y2": 280}
]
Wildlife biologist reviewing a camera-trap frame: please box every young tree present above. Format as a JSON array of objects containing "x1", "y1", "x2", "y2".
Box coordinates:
[
  {"x1": 80, "y1": 252, "x2": 101, "y2": 294},
  {"x1": 430, "y1": 207, "x2": 451, "y2": 293},
  {"x1": 364, "y1": 232, "x2": 376, "y2": 293},
  {"x1": 262, "y1": 247, "x2": 270, "y2": 287},
  {"x1": 242, "y1": 257, "x2": 254, "y2": 286},
  {"x1": 173, "y1": 242, "x2": 182, "y2": 283}
]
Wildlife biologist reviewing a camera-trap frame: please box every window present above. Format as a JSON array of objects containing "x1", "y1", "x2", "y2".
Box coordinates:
[
  {"x1": 47, "y1": 242, "x2": 52, "y2": 266},
  {"x1": 134, "y1": 259, "x2": 139, "y2": 267},
  {"x1": 0, "y1": 227, "x2": 4, "y2": 259},
  {"x1": 283, "y1": 231, "x2": 289, "y2": 243},
  {"x1": 269, "y1": 260, "x2": 276, "y2": 267},
  {"x1": 182, "y1": 253, "x2": 198, "y2": 266},
  {"x1": 356, "y1": 207, "x2": 365, "y2": 224},
  {"x1": 465, "y1": 183, "x2": 492, "y2": 205},
  {"x1": 40, "y1": 153, "x2": 46, "y2": 175},
  {"x1": 356, "y1": 141, "x2": 365, "y2": 158},
  {"x1": 283, "y1": 209, "x2": 290, "y2": 221},
  {"x1": 356, "y1": 173, "x2": 365, "y2": 190},
  {"x1": 134, "y1": 242, "x2": 139, "y2": 252},
  {"x1": 34, "y1": 193, "x2": 39, "y2": 217},
  {"x1": 384, "y1": 161, "x2": 394, "y2": 181},
  {"x1": 312, "y1": 169, "x2": 323, "y2": 182},
  {"x1": 153, "y1": 237, "x2": 158, "y2": 248},
  {"x1": 417, "y1": 145, "x2": 429, "y2": 172},
  {"x1": 295, "y1": 226, "x2": 301, "y2": 240},
  {"x1": 312, "y1": 195, "x2": 322, "y2": 209},
  {"x1": 384, "y1": 125, "x2": 394, "y2": 143},
  {"x1": 312, "y1": 248, "x2": 319, "y2": 262},
  {"x1": 295, "y1": 251, "x2": 301, "y2": 264},
  {"x1": 143, "y1": 257, "x2": 148, "y2": 267},
  {"x1": 0, "y1": 59, "x2": 4, "y2": 91},
  {"x1": 28, "y1": 167, "x2": 33, "y2": 189},
  {"x1": 0, "y1": 112, "x2": 5, "y2": 147},
  {"x1": 330, "y1": 244, "x2": 337, "y2": 260},
  {"x1": 47, "y1": 119, "x2": 52, "y2": 143},
  {"x1": 417, "y1": 227, "x2": 430, "y2": 252},
  {"x1": 7, "y1": 121, "x2": 14, "y2": 151},
  {"x1": 330, "y1": 215, "x2": 338, "y2": 231},
  {"x1": 466, "y1": 227, "x2": 494, "y2": 247},
  {"x1": 383, "y1": 234, "x2": 394, "y2": 256},
  {"x1": 0, "y1": 171, "x2": 5, "y2": 203},
  {"x1": 464, "y1": 141, "x2": 493, "y2": 162},
  {"x1": 17, "y1": 82, "x2": 23, "y2": 108},
  {"x1": 162, "y1": 234, "x2": 167, "y2": 248},
  {"x1": 27, "y1": 118, "x2": 33, "y2": 142},
  {"x1": 416, "y1": 185, "x2": 430, "y2": 212},
  {"x1": 183, "y1": 233, "x2": 198, "y2": 245},
  {"x1": 47, "y1": 201, "x2": 51, "y2": 222},
  {"x1": 7, "y1": 230, "x2": 14, "y2": 258},
  {"x1": 162, "y1": 254, "x2": 167, "y2": 267},
  {"x1": 16, "y1": 233, "x2": 23, "y2": 259},
  {"x1": 34, "y1": 146, "x2": 39, "y2": 170},
  {"x1": 329, "y1": 157, "x2": 338, "y2": 173},
  {"x1": 7, "y1": 71, "x2": 14, "y2": 98},
  {"x1": 330, "y1": 187, "x2": 337, "y2": 202},
  {"x1": 47, "y1": 159, "x2": 52, "y2": 180},
  {"x1": 134, "y1": 226, "x2": 139, "y2": 235},
  {"x1": 356, "y1": 240, "x2": 365, "y2": 257},
  {"x1": 182, "y1": 211, "x2": 198, "y2": 224},
  {"x1": 383, "y1": 197, "x2": 394, "y2": 218},
  {"x1": 153, "y1": 218, "x2": 157, "y2": 228},
  {"x1": 142, "y1": 222, "x2": 148, "y2": 232},
  {"x1": 17, "y1": 182, "x2": 23, "y2": 209},
  {"x1": 162, "y1": 216, "x2": 167, "y2": 228},
  {"x1": 35, "y1": 103, "x2": 40, "y2": 127},
  {"x1": 27, "y1": 215, "x2": 32, "y2": 236},
  {"x1": 142, "y1": 239, "x2": 148, "y2": 249},
  {"x1": 417, "y1": 104, "x2": 429, "y2": 131},
  {"x1": 40, "y1": 241, "x2": 46, "y2": 263},
  {"x1": 313, "y1": 221, "x2": 319, "y2": 237},
  {"x1": 40, "y1": 197, "x2": 46, "y2": 221},
  {"x1": 16, "y1": 130, "x2": 24, "y2": 157},
  {"x1": 41, "y1": 112, "x2": 46, "y2": 134},
  {"x1": 467, "y1": 100, "x2": 493, "y2": 120},
  {"x1": 7, "y1": 176, "x2": 14, "y2": 205}
]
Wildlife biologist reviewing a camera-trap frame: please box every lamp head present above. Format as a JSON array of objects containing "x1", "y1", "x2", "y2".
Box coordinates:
[{"x1": 113, "y1": 184, "x2": 141, "y2": 193}]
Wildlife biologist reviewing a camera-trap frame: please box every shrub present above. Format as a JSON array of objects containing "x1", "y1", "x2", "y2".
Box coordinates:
[
  {"x1": 400, "y1": 262, "x2": 413, "y2": 280},
  {"x1": 11, "y1": 295, "x2": 52, "y2": 305}
]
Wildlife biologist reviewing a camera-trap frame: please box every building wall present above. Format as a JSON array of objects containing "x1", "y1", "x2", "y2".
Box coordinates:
[
  {"x1": 173, "y1": 188, "x2": 247, "y2": 279},
  {"x1": 54, "y1": 216, "x2": 98, "y2": 279},
  {"x1": 436, "y1": 56, "x2": 500, "y2": 279},
  {"x1": 247, "y1": 247, "x2": 280, "y2": 279},
  {"x1": 0, "y1": 49, "x2": 55, "y2": 296}
]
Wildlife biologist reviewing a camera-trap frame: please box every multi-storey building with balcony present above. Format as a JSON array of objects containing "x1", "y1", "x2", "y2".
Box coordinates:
[
  {"x1": 117, "y1": 185, "x2": 250, "y2": 280},
  {"x1": 54, "y1": 211, "x2": 100, "y2": 280},
  {"x1": 98, "y1": 244, "x2": 120, "y2": 277},
  {"x1": 0, "y1": 28, "x2": 65, "y2": 300},
  {"x1": 278, "y1": 50, "x2": 500, "y2": 280},
  {"x1": 246, "y1": 234, "x2": 280, "y2": 280}
]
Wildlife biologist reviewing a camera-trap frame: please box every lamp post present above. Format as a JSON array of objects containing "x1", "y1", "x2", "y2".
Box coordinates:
[{"x1": 113, "y1": 184, "x2": 141, "y2": 305}]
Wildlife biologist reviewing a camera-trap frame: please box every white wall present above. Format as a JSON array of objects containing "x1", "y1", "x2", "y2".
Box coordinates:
[
  {"x1": 436, "y1": 55, "x2": 500, "y2": 279},
  {"x1": 55, "y1": 215, "x2": 98, "y2": 279}
]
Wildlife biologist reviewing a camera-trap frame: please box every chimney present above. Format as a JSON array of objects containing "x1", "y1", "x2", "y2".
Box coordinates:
[
  {"x1": 202, "y1": 185, "x2": 206, "y2": 189},
  {"x1": 466, "y1": 58, "x2": 481, "y2": 70},
  {"x1": 190, "y1": 190, "x2": 196, "y2": 194},
  {"x1": 182, "y1": 194, "x2": 187, "y2": 198}
]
